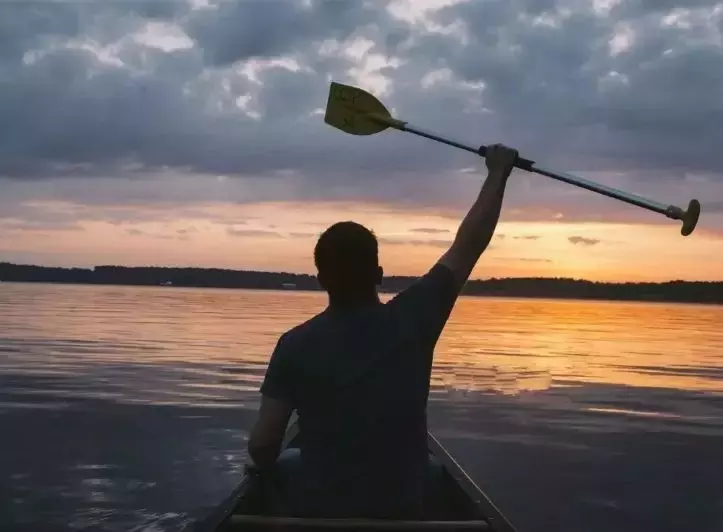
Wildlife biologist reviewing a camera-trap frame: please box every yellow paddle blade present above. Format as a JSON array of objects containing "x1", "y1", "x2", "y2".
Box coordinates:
[{"x1": 324, "y1": 82, "x2": 406, "y2": 136}]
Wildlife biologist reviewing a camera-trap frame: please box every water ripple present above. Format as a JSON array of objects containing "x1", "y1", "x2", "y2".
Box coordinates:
[{"x1": 1, "y1": 283, "x2": 722, "y2": 532}]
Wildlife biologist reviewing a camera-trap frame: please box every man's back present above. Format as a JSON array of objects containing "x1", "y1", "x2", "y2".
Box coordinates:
[
  {"x1": 260, "y1": 264, "x2": 459, "y2": 518},
  {"x1": 248, "y1": 145, "x2": 517, "y2": 519}
]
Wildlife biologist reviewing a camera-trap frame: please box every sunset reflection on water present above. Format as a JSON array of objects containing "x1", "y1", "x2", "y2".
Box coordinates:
[
  {"x1": 1, "y1": 284, "x2": 722, "y2": 407},
  {"x1": 1, "y1": 283, "x2": 722, "y2": 532},
  {"x1": 435, "y1": 296, "x2": 723, "y2": 394}
]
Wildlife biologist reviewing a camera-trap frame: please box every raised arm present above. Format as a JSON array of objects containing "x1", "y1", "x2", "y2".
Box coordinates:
[
  {"x1": 386, "y1": 144, "x2": 518, "y2": 347},
  {"x1": 439, "y1": 143, "x2": 518, "y2": 287}
]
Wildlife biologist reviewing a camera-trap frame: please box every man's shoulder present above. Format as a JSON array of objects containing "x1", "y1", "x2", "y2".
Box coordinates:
[
  {"x1": 386, "y1": 263, "x2": 458, "y2": 308},
  {"x1": 279, "y1": 310, "x2": 329, "y2": 347}
]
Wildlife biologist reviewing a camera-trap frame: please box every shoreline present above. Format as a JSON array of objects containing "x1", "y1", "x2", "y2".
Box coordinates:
[
  {"x1": 2, "y1": 261, "x2": 722, "y2": 305},
  {"x1": 2, "y1": 278, "x2": 722, "y2": 306}
]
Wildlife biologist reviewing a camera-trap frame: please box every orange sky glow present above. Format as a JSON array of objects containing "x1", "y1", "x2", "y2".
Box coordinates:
[{"x1": 1, "y1": 199, "x2": 721, "y2": 282}]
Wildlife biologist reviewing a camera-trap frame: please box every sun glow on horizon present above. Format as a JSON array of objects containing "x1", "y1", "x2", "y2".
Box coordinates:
[{"x1": 1, "y1": 200, "x2": 721, "y2": 282}]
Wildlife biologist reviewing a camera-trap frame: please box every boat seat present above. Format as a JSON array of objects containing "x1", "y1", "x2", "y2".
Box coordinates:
[{"x1": 226, "y1": 515, "x2": 491, "y2": 530}]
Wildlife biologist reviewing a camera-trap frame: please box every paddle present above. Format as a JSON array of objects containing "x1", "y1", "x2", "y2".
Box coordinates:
[{"x1": 323, "y1": 81, "x2": 701, "y2": 237}]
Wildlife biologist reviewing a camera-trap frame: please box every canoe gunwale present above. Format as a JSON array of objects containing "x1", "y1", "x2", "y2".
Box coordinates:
[
  {"x1": 228, "y1": 515, "x2": 491, "y2": 530},
  {"x1": 426, "y1": 432, "x2": 516, "y2": 532}
]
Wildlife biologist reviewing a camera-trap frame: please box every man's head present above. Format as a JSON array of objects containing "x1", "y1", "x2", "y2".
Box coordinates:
[{"x1": 314, "y1": 221, "x2": 383, "y2": 302}]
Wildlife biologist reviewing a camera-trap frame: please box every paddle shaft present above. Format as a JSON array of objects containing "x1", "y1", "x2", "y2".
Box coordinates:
[{"x1": 401, "y1": 123, "x2": 683, "y2": 221}]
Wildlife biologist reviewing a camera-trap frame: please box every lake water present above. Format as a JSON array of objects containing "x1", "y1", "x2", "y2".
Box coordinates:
[{"x1": 1, "y1": 283, "x2": 722, "y2": 532}]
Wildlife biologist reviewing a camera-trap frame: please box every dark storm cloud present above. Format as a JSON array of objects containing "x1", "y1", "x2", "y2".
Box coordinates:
[
  {"x1": 612, "y1": 0, "x2": 722, "y2": 18},
  {"x1": 0, "y1": 1, "x2": 189, "y2": 60},
  {"x1": 421, "y1": 0, "x2": 723, "y2": 174},
  {"x1": 0, "y1": 0, "x2": 425, "y2": 182},
  {"x1": 0, "y1": 0, "x2": 721, "y2": 221},
  {"x1": 186, "y1": 0, "x2": 391, "y2": 66}
]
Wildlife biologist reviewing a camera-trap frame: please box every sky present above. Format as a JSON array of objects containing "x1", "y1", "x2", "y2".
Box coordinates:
[{"x1": 1, "y1": 0, "x2": 722, "y2": 282}]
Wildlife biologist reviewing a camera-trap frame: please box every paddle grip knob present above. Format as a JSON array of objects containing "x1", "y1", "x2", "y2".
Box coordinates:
[
  {"x1": 681, "y1": 199, "x2": 701, "y2": 237},
  {"x1": 477, "y1": 145, "x2": 535, "y2": 171}
]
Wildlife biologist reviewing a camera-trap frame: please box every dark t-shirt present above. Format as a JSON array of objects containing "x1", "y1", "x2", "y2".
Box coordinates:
[{"x1": 260, "y1": 263, "x2": 459, "y2": 518}]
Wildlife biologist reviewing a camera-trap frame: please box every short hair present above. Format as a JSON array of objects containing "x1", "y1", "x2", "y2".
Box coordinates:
[{"x1": 314, "y1": 221, "x2": 378, "y2": 289}]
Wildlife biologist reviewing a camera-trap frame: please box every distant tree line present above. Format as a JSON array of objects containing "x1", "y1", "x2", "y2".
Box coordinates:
[{"x1": 1, "y1": 262, "x2": 721, "y2": 304}]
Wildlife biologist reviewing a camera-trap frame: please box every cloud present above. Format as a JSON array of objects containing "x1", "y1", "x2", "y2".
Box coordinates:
[
  {"x1": 226, "y1": 227, "x2": 282, "y2": 238},
  {"x1": 512, "y1": 235, "x2": 542, "y2": 240},
  {"x1": 410, "y1": 227, "x2": 450, "y2": 234},
  {"x1": 125, "y1": 228, "x2": 179, "y2": 240},
  {"x1": 568, "y1": 236, "x2": 601, "y2": 246},
  {"x1": 424, "y1": 1, "x2": 723, "y2": 174},
  {"x1": 0, "y1": 0, "x2": 409, "y2": 182},
  {"x1": 186, "y1": 1, "x2": 390, "y2": 67},
  {"x1": 0, "y1": 0, "x2": 720, "y2": 233},
  {"x1": 0, "y1": 219, "x2": 84, "y2": 232},
  {"x1": 378, "y1": 236, "x2": 453, "y2": 248},
  {"x1": 515, "y1": 257, "x2": 553, "y2": 263},
  {"x1": 175, "y1": 227, "x2": 197, "y2": 236}
]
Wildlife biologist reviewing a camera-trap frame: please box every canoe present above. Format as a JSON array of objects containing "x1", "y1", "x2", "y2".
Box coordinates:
[{"x1": 193, "y1": 421, "x2": 517, "y2": 532}]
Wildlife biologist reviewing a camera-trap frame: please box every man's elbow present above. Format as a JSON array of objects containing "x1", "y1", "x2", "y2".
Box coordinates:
[{"x1": 439, "y1": 246, "x2": 479, "y2": 288}]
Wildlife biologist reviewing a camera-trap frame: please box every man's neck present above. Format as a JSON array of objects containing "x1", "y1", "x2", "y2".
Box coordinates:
[{"x1": 328, "y1": 291, "x2": 380, "y2": 310}]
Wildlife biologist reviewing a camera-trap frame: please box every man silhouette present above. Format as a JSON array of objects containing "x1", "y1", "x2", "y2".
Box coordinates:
[{"x1": 248, "y1": 143, "x2": 519, "y2": 519}]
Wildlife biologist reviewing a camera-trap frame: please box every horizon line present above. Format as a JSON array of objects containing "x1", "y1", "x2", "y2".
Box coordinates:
[{"x1": 2, "y1": 261, "x2": 722, "y2": 285}]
